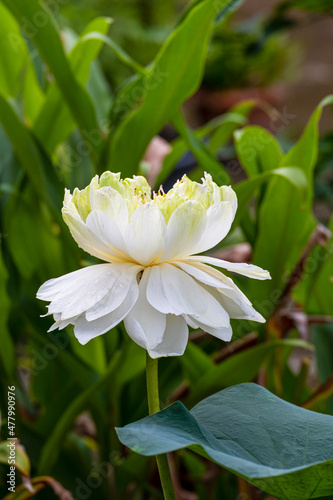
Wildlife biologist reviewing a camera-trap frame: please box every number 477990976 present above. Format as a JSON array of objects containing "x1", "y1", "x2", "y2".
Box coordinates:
[{"x1": 7, "y1": 386, "x2": 16, "y2": 437}]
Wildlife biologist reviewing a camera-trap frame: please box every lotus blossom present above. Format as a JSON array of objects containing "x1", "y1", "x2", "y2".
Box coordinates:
[{"x1": 37, "y1": 172, "x2": 270, "y2": 358}]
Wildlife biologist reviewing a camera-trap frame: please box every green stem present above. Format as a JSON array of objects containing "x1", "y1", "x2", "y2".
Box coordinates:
[{"x1": 146, "y1": 352, "x2": 177, "y2": 500}]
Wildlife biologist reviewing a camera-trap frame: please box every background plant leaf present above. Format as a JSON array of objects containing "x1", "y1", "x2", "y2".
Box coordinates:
[
  {"x1": 0, "y1": 2, "x2": 28, "y2": 98},
  {"x1": 249, "y1": 96, "x2": 333, "y2": 311},
  {"x1": 3, "y1": 0, "x2": 100, "y2": 162},
  {"x1": 33, "y1": 17, "x2": 112, "y2": 155},
  {"x1": 107, "y1": 0, "x2": 244, "y2": 177}
]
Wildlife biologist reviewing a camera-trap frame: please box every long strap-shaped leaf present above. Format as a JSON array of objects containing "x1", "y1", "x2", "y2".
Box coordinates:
[
  {"x1": 0, "y1": 94, "x2": 62, "y2": 213},
  {"x1": 155, "y1": 101, "x2": 254, "y2": 188},
  {"x1": 0, "y1": 244, "x2": 15, "y2": 381},
  {"x1": 33, "y1": 17, "x2": 112, "y2": 156},
  {"x1": 249, "y1": 95, "x2": 333, "y2": 307},
  {"x1": 172, "y1": 110, "x2": 231, "y2": 186},
  {"x1": 0, "y1": 2, "x2": 29, "y2": 97},
  {"x1": 106, "y1": 0, "x2": 244, "y2": 177},
  {"x1": 38, "y1": 349, "x2": 123, "y2": 474},
  {"x1": 2, "y1": 0, "x2": 100, "y2": 163}
]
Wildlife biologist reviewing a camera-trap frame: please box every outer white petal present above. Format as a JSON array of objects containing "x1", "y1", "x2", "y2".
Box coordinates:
[
  {"x1": 86, "y1": 210, "x2": 130, "y2": 262},
  {"x1": 188, "y1": 319, "x2": 233, "y2": 341},
  {"x1": 202, "y1": 279, "x2": 265, "y2": 323},
  {"x1": 146, "y1": 265, "x2": 179, "y2": 314},
  {"x1": 216, "y1": 289, "x2": 265, "y2": 322},
  {"x1": 183, "y1": 315, "x2": 200, "y2": 330},
  {"x1": 125, "y1": 204, "x2": 167, "y2": 266},
  {"x1": 37, "y1": 264, "x2": 118, "y2": 319},
  {"x1": 85, "y1": 264, "x2": 143, "y2": 320},
  {"x1": 185, "y1": 260, "x2": 265, "y2": 322},
  {"x1": 47, "y1": 313, "x2": 79, "y2": 332},
  {"x1": 147, "y1": 263, "x2": 207, "y2": 315},
  {"x1": 188, "y1": 288, "x2": 230, "y2": 329},
  {"x1": 185, "y1": 255, "x2": 271, "y2": 280},
  {"x1": 160, "y1": 201, "x2": 207, "y2": 261},
  {"x1": 210, "y1": 275, "x2": 265, "y2": 322},
  {"x1": 123, "y1": 269, "x2": 166, "y2": 350},
  {"x1": 74, "y1": 280, "x2": 139, "y2": 344},
  {"x1": 189, "y1": 201, "x2": 234, "y2": 255},
  {"x1": 148, "y1": 315, "x2": 189, "y2": 358},
  {"x1": 62, "y1": 209, "x2": 119, "y2": 263},
  {"x1": 174, "y1": 261, "x2": 232, "y2": 291}
]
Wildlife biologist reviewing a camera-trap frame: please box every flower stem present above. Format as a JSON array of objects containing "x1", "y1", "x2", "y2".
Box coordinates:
[{"x1": 146, "y1": 352, "x2": 177, "y2": 500}]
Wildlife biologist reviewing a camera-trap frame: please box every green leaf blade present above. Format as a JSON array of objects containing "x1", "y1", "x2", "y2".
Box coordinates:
[
  {"x1": 108, "y1": 0, "x2": 244, "y2": 177},
  {"x1": 3, "y1": 0, "x2": 100, "y2": 161},
  {"x1": 234, "y1": 125, "x2": 284, "y2": 176},
  {"x1": 0, "y1": 95, "x2": 62, "y2": 212},
  {"x1": 117, "y1": 383, "x2": 333, "y2": 499},
  {"x1": 0, "y1": 2, "x2": 29, "y2": 97},
  {"x1": 33, "y1": 17, "x2": 112, "y2": 154},
  {"x1": 249, "y1": 97, "x2": 333, "y2": 309},
  {"x1": 0, "y1": 245, "x2": 15, "y2": 380}
]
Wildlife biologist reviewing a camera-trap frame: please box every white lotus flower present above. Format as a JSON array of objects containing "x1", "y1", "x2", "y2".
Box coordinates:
[{"x1": 37, "y1": 172, "x2": 270, "y2": 358}]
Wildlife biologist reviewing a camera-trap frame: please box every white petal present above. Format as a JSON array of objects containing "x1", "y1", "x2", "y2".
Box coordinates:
[
  {"x1": 161, "y1": 201, "x2": 207, "y2": 261},
  {"x1": 85, "y1": 264, "x2": 142, "y2": 320},
  {"x1": 188, "y1": 318, "x2": 233, "y2": 341},
  {"x1": 188, "y1": 287, "x2": 230, "y2": 329},
  {"x1": 48, "y1": 314, "x2": 79, "y2": 332},
  {"x1": 186, "y1": 255, "x2": 271, "y2": 280},
  {"x1": 37, "y1": 264, "x2": 118, "y2": 319},
  {"x1": 149, "y1": 263, "x2": 230, "y2": 331},
  {"x1": 62, "y1": 210, "x2": 118, "y2": 262},
  {"x1": 216, "y1": 285, "x2": 265, "y2": 322},
  {"x1": 90, "y1": 186, "x2": 129, "y2": 230},
  {"x1": 147, "y1": 264, "x2": 207, "y2": 315},
  {"x1": 74, "y1": 280, "x2": 139, "y2": 344},
  {"x1": 185, "y1": 261, "x2": 265, "y2": 322},
  {"x1": 189, "y1": 200, "x2": 235, "y2": 255},
  {"x1": 183, "y1": 315, "x2": 200, "y2": 330},
  {"x1": 148, "y1": 315, "x2": 189, "y2": 358},
  {"x1": 219, "y1": 293, "x2": 265, "y2": 322},
  {"x1": 221, "y1": 185, "x2": 237, "y2": 216},
  {"x1": 125, "y1": 204, "x2": 166, "y2": 266},
  {"x1": 203, "y1": 280, "x2": 265, "y2": 323},
  {"x1": 123, "y1": 268, "x2": 166, "y2": 350},
  {"x1": 145, "y1": 265, "x2": 178, "y2": 314},
  {"x1": 174, "y1": 261, "x2": 232, "y2": 291},
  {"x1": 86, "y1": 210, "x2": 130, "y2": 262}
]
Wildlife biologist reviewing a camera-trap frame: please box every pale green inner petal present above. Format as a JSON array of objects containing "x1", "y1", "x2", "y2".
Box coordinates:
[
  {"x1": 61, "y1": 171, "x2": 239, "y2": 266},
  {"x1": 63, "y1": 170, "x2": 232, "y2": 226}
]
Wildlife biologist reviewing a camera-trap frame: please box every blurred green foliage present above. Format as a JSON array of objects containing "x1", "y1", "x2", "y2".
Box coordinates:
[
  {"x1": 203, "y1": 24, "x2": 293, "y2": 89},
  {"x1": 0, "y1": 0, "x2": 332, "y2": 499}
]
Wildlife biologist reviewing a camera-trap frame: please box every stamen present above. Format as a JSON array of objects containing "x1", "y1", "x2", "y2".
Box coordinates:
[{"x1": 158, "y1": 185, "x2": 165, "y2": 197}]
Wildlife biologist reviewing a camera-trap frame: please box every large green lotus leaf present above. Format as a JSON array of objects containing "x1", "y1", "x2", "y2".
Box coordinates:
[{"x1": 117, "y1": 383, "x2": 333, "y2": 500}]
